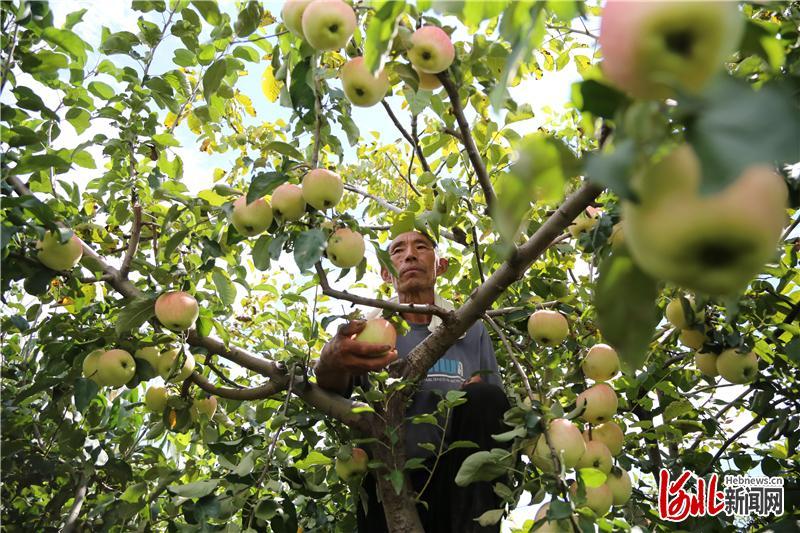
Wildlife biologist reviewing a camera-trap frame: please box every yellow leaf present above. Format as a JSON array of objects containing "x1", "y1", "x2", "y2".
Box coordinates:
[
  {"x1": 164, "y1": 112, "x2": 178, "y2": 129},
  {"x1": 187, "y1": 112, "x2": 201, "y2": 134},
  {"x1": 261, "y1": 65, "x2": 281, "y2": 103}
]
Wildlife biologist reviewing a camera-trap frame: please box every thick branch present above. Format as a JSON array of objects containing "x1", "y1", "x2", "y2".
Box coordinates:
[
  {"x1": 381, "y1": 99, "x2": 430, "y2": 173},
  {"x1": 190, "y1": 372, "x2": 280, "y2": 400},
  {"x1": 62, "y1": 471, "x2": 89, "y2": 533}
]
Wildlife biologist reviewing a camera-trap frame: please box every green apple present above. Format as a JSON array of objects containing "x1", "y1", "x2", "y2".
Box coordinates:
[
  {"x1": 583, "y1": 421, "x2": 624, "y2": 456},
  {"x1": 679, "y1": 329, "x2": 705, "y2": 351},
  {"x1": 302, "y1": 168, "x2": 344, "y2": 210},
  {"x1": 527, "y1": 310, "x2": 569, "y2": 347},
  {"x1": 606, "y1": 467, "x2": 633, "y2": 506},
  {"x1": 82, "y1": 349, "x2": 104, "y2": 384},
  {"x1": 232, "y1": 196, "x2": 273, "y2": 237},
  {"x1": 716, "y1": 349, "x2": 758, "y2": 384},
  {"x1": 341, "y1": 57, "x2": 390, "y2": 107},
  {"x1": 531, "y1": 418, "x2": 586, "y2": 472},
  {"x1": 533, "y1": 503, "x2": 572, "y2": 533},
  {"x1": 353, "y1": 318, "x2": 397, "y2": 356},
  {"x1": 694, "y1": 351, "x2": 719, "y2": 377},
  {"x1": 301, "y1": 0, "x2": 356, "y2": 51},
  {"x1": 134, "y1": 346, "x2": 161, "y2": 372},
  {"x1": 570, "y1": 480, "x2": 613, "y2": 516},
  {"x1": 190, "y1": 396, "x2": 218, "y2": 421},
  {"x1": 582, "y1": 343, "x2": 620, "y2": 382},
  {"x1": 327, "y1": 228, "x2": 365, "y2": 268},
  {"x1": 576, "y1": 384, "x2": 618, "y2": 424},
  {"x1": 281, "y1": 0, "x2": 314, "y2": 38},
  {"x1": 145, "y1": 386, "x2": 168, "y2": 413},
  {"x1": 609, "y1": 222, "x2": 625, "y2": 251},
  {"x1": 37, "y1": 230, "x2": 83, "y2": 271},
  {"x1": 666, "y1": 296, "x2": 704, "y2": 329},
  {"x1": 576, "y1": 440, "x2": 613, "y2": 474},
  {"x1": 335, "y1": 447, "x2": 368, "y2": 481},
  {"x1": 408, "y1": 26, "x2": 455, "y2": 74},
  {"x1": 599, "y1": 0, "x2": 743, "y2": 99},
  {"x1": 157, "y1": 349, "x2": 196, "y2": 383},
  {"x1": 95, "y1": 349, "x2": 136, "y2": 387},
  {"x1": 415, "y1": 67, "x2": 441, "y2": 91},
  {"x1": 271, "y1": 183, "x2": 306, "y2": 221},
  {"x1": 155, "y1": 291, "x2": 200, "y2": 331}
]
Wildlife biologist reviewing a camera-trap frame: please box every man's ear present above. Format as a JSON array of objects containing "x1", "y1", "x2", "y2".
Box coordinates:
[
  {"x1": 380, "y1": 266, "x2": 394, "y2": 284},
  {"x1": 434, "y1": 257, "x2": 449, "y2": 277}
]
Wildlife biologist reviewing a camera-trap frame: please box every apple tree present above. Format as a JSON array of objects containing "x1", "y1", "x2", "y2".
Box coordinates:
[{"x1": 1, "y1": 0, "x2": 799, "y2": 532}]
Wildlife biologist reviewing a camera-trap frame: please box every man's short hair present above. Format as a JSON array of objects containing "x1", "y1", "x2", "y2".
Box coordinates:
[{"x1": 388, "y1": 230, "x2": 438, "y2": 250}]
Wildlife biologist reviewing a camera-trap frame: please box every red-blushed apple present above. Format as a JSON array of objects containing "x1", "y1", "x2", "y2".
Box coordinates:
[
  {"x1": 716, "y1": 349, "x2": 759, "y2": 384},
  {"x1": 134, "y1": 346, "x2": 161, "y2": 372},
  {"x1": 281, "y1": 0, "x2": 314, "y2": 38},
  {"x1": 155, "y1": 291, "x2": 199, "y2": 331},
  {"x1": 335, "y1": 447, "x2": 368, "y2": 481},
  {"x1": 679, "y1": 329, "x2": 705, "y2": 351},
  {"x1": 599, "y1": 0, "x2": 743, "y2": 99},
  {"x1": 527, "y1": 310, "x2": 569, "y2": 347},
  {"x1": 37, "y1": 230, "x2": 83, "y2": 271},
  {"x1": 301, "y1": 0, "x2": 356, "y2": 51},
  {"x1": 302, "y1": 168, "x2": 344, "y2": 210},
  {"x1": 582, "y1": 344, "x2": 620, "y2": 382},
  {"x1": 353, "y1": 318, "x2": 397, "y2": 357},
  {"x1": 530, "y1": 418, "x2": 586, "y2": 472},
  {"x1": 191, "y1": 396, "x2": 218, "y2": 421},
  {"x1": 606, "y1": 467, "x2": 633, "y2": 506},
  {"x1": 576, "y1": 440, "x2": 613, "y2": 474},
  {"x1": 157, "y1": 349, "x2": 196, "y2": 383},
  {"x1": 231, "y1": 196, "x2": 273, "y2": 237},
  {"x1": 694, "y1": 351, "x2": 719, "y2": 377},
  {"x1": 408, "y1": 26, "x2": 455, "y2": 74},
  {"x1": 327, "y1": 228, "x2": 365, "y2": 268},
  {"x1": 271, "y1": 183, "x2": 306, "y2": 221},
  {"x1": 341, "y1": 57, "x2": 390, "y2": 107},
  {"x1": 583, "y1": 421, "x2": 624, "y2": 456},
  {"x1": 569, "y1": 481, "x2": 613, "y2": 517},
  {"x1": 95, "y1": 349, "x2": 136, "y2": 387},
  {"x1": 145, "y1": 386, "x2": 168, "y2": 413},
  {"x1": 576, "y1": 383, "x2": 618, "y2": 424},
  {"x1": 533, "y1": 502, "x2": 572, "y2": 532},
  {"x1": 415, "y1": 67, "x2": 441, "y2": 91},
  {"x1": 82, "y1": 349, "x2": 104, "y2": 384}
]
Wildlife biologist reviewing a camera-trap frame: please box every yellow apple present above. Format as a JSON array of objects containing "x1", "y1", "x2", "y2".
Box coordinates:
[
  {"x1": 533, "y1": 503, "x2": 572, "y2": 532},
  {"x1": 190, "y1": 396, "x2": 218, "y2": 421},
  {"x1": 665, "y1": 296, "x2": 704, "y2": 329},
  {"x1": 583, "y1": 421, "x2": 625, "y2": 456},
  {"x1": 340, "y1": 57, "x2": 390, "y2": 107},
  {"x1": 157, "y1": 349, "x2": 196, "y2": 383},
  {"x1": 145, "y1": 386, "x2": 168, "y2": 413},
  {"x1": 531, "y1": 418, "x2": 586, "y2": 472},
  {"x1": 271, "y1": 183, "x2": 306, "y2": 221},
  {"x1": 82, "y1": 349, "x2": 104, "y2": 384},
  {"x1": 576, "y1": 384, "x2": 618, "y2": 424},
  {"x1": 582, "y1": 343, "x2": 620, "y2": 382},
  {"x1": 281, "y1": 0, "x2": 314, "y2": 38},
  {"x1": 335, "y1": 447, "x2": 368, "y2": 481},
  {"x1": 155, "y1": 291, "x2": 199, "y2": 331},
  {"x1": 415, "y1": 67, "x2": 441, "y2": 91},
  {"x1": 716, "y1": 349, "x2": 759, "y2": 384},
  {"x1": 679, "y1": 328, "x2": 705, "y2": 350},
  {"x1": 576, "y1": 440, "x2": 613, "y2": 474},
  {"x1": 302, "y1": 168, "x2": 344, "y2": 210},
  {"x1": 353, "y1": 318, "x2": 397, "y2": 356},
  {"x1": 37, "y1": 230, "x2": 83, "y2": 271},
  {"x1": 607, "y1": 467, "x2": 633, "y2": 506},
  {"x1": 134, "y1": 346, "x2": 161, "y2": 372},
  {"x1": 527, "y1": 310, "x2": 569, "y2": 347},
  {"x1": 327, "y1": 228, "x2": 365, "y2": 268},
  {"x1": 231, "y1": 196, "x2": 273, "y2": 237},
  {"x1": 570, "y1": 481, "x2": 613, "y2": 516},
  {"x1": 95, "y1": 349, "x2": 136, "y2": 387},
  {"x1": 301, "y1": 0, "x2": 356, "y2": 51},
  {"x1": 694, "y1": 351, "x2": 719, "y2": 377}
]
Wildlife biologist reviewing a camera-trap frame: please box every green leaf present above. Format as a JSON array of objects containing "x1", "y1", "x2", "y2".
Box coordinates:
[
  {"x1": 100, "y1": 31, "x2": 140, "y2": 55},
  {"x1": 476, "y1": 509, "x2": 505, "y2": 527},
  {"x1": 74, "y1": 378, "x2": 99, "y2": 413},
  {"x1": 88, "y1": 81, "x2": 115, "y2": 100},
  {"x1": 295, "y1": 451, "x2": 331, "y2": 470},
  {"x1": 65, "y1": 107, "x2": 91, "y2": 134},
  {"x1": 163, "y1": 228, "x2": 191, "y2": 260},
  {"x1": 172, "y1": 48, "x2": 197, "y2": 67},
  {"x1": 152, "y1": 132, "x2": 181, "y2": 147},
  {"x1": 20, "y1": 50, "x2": 69, "y2": 73},
  {"x1": 72, "y1": 150, "x2": 96, "y2": 169},
  {"x1": 594, "y1": 252, "x2": 659, "y2": 374},
  {"x1": 363, "y1": 1, "x2": 406, "y2": 73},
  {"x1": 572, "y1": 80, "x2": 629, "y2": 120},
  {"x1": 578, "y1": 468, "x2": 608, "y2": 488},
  {"x1": 248, "y1": 171, "x2": 286, "y2": 202},
  {"x1": 168, "y1": 479, "x2": 219, "y2": 498},
  {"x1": 447, "y1": 440, "x2": 480, "y2": 451},
  {"x1": 455, "y1": 449, "x2": 512, "y2": 487},
  {"x1": 252, "y1": 235, "x2": 272, "y2": 271},
  {"x1": 191, "y1": 0, "x2": 221, "y2": 25},
  {"x1": 42, "y1": 27, "x2": 89, "y2": 65},
  {"x1": 11, "y1": 154, "x2": 70, "y2": 175},
  {"x1": 264, "y1": 141, "x2": 304, "y2": 161},
  {"x1": 234, "y1": 1, "x2": 263, "y2": 37},
  {"x1": 232, "y1": 45, "x2": 260, "y2": 63},
  {"x1": 387, "y1": 469, "x2": 404, "y2": 495},
  {"x1": 293, "y1": 230, "x2": 326, "y2": 272},
  {"x1": 203, "y1": 58, "x2": 227, "y2": 102},
  {"x1": 584, "y1": 139, "x2": 636, "y2": 200},
  {"x1": 663, "y1": 399, "x2": 694, "y2": 422},
  {"x1": 212, "y1": 268, "x2": 236, "y2": 307},
  {"x1": 116, "y1": 297, "x2": 156, "y2": 336}
]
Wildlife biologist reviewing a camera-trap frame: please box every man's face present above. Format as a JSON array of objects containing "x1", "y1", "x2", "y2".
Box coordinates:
[{"x1": 381, "y1": 231, "x2": 446, "y2": 294}]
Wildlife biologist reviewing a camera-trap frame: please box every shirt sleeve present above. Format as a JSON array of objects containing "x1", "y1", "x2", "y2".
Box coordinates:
[{"x1": 478, "y1": 321, "x2": 504, "y2": 389}]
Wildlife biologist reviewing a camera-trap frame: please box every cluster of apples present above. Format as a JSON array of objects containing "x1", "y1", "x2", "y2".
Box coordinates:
[{"x1": 281, "y1": 0, "x2": 455, "y2": 108}]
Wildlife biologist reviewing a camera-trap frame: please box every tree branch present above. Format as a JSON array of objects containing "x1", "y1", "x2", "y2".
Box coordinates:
[
  {"x1": 381, "y1": 100, "x2": 431, "y2": 173},
  {"x1": 698, "y1": 415, "x2": 763, "y2": 476},
  {"x1": 484, "y1": 314, "x2": 535, "y2": 402},
  {"x1": 62, "y1": 471, "x2": 89, "y2": 533},
  {"x1": 190, "y1": 372, "x2": 280, "y2": 400},
  {"x1": 120, "y1": 204, "x2": 141, "y2": 279}
]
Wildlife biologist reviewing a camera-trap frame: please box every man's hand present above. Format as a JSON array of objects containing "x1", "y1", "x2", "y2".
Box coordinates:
[{"x1": 315, "y1": 321, "x2": 399, "y2": 394}]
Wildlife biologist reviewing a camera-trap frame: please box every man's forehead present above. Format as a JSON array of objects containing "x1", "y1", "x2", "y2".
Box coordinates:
[{"x1": 389, "y1": 231, "x2": 436, "y2": 249}]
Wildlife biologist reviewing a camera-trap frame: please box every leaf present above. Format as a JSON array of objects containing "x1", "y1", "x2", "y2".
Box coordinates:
[
  {"x1": 42, "y1": 27, "x2": 89, "y2": 65},
  {"x1": 475, "y1": 509, "x2": 505, "y2": 527},
  {"x1": 152, "y1": 132, "x2": 180, "y2": 147},
  {"x1": 233, "y1": 452, "x2": 255, "y2": 476},
  {"x1": 363, "y1": 1, "x2": 406, "y2": 73},
  {"x1": 163, "y1": 228, "x2": 191, "y2": 260},
  {"x1": 663, "y1": 399, "x2": 694, "y2": 422},
  {"x1": 248, "y1": 171, "x2": 286, "y2": 202},
  {"x1": 490, "y1": 426, "x2": 526, "y2": 442},
  {"x1": 234, "y1": 1, "x2": 262, "y2": 37},
  {"x1": 264, "y1": 141, "x2": 304, "y2": 161},
  {"x1": 191, "y1": 0, "x2": 221, "y2": 25},
  {"x1": 203, "y1": 58, "x2": 227, "y2": 102},
  {"x1": 212, "y1": 268, "x2": 236, "y2": 307},
  {"x1": 252, "y1": 235, "x2": 271, "y2": 270},
  {"x1": 454, "y1": 449, "x2": 512, "y2": 487},
  {"x1": 447, "y1": 440, "x2": 480, "y2": 451},
  {"x1": 74, "y1": 378, "x2": 99, "y2": 413},
  {"x1": 261, "y1": 65, "x2": 281, "y2": 103},
  {"x1": 387, "y1": 469, "x2": 404, "y2": 495},
  {"x1": 293, "y1": 230, "x2": 326, "y2": 272},
  {"x1": 294, "y1": 451, "x2": 331, "y2": 470},
  {"x1": 88, "y1": 81, "x2": 115, "y2": 100},
  {"x1": 572, "y1": 80, "x2": 629, "y2": 120},
  {"x1": 578, "y1": 468, "x2": 608, "y2": 488},
  {"x1": 584, "y1": 139, "x2": 636, "y2": 200},
  {"x1": 168, "y1": 479, "x2": 219, "y2": 498},
  {"x1": 116, "y1": 297, "x2": 156, "y2": 336},
  {"x1": 11, "y1": 154, "x2": 70, "y2": 175},
  {"x1": 594, "y1": 252, "x2": 660, "y2": 374},
  {"x1": 289, "y1": 58, "x2": 315, "y2": 112}
]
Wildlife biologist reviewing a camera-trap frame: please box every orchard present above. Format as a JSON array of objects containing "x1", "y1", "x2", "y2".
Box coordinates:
[{"x1": 1, "y1": 1, "x2": 799, "y2": 532}]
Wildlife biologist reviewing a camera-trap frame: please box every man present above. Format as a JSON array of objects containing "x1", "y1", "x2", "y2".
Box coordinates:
[{"x1": 315, "y1": 231, "x2": 510, "y2": 532}]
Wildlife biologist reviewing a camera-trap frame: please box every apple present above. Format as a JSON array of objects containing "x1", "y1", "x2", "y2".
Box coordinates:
[
  {"x1": 533, "y1": 503, "x2": 572, "y2": 533},
  {"x1": 281, "y1": 0, "x2": 313, "y2": 38},
  {"x1": 327, "y1": 228, "x2": 365, "y2": 268},
  {"x1": 568, "y1": 209, "x2": 599, "y2": 238},
  {"x1": 583, "y1": 421, "x2": 625, "y2": 456},
  {"x1": 134, "y1": 346, "x2": 161, "y2": 372},
  {"x1": 569, "y1": 480, "x2": 613, "y2": 516},
  {"x1": 415, "y1": 67, "x2": 441, "y2": 91},
  {"x1": 576, "y1": 384, "x2": 618, "y2": 424},
  {"x1": 606, "y1": 467, "x2": 633, "y2": 506},
  {"x1": 82, "y1": 349, "x2": 104, "y2": 384},
  {"x1": 335, "y1": 447, "x2": 368, "y2": 481},
  {"x1": 191, "y1": 396, "x2": 218, "y2": 421},
  {"x1": 232, "y1": 196, "x2": 273, "y2": 237},
  {"x1": 155, "y1": 291, "x2": 199, "y2": 331},
  {"x1": 271, "y1": 183, "x2": 306, "y2": 221},
  {"x1": 157, "y1": 349, "x2": 196, "y2": 383},
  {"x1": 301, "y1": 0, "x2": 356, "y2": 51},
  {"x1": 665, "y1": 296, "x2": 704, "y2": 329},
  {"x1": 576, "y1": 440, "x2": 613, "y2": 474},
  {"x1": 599, "y1": 0, "x2": 743, "y2": 99},
  {"x1": 531, "y1": 418, "x2": 586, "y2": 472},
  {"x1": 145, "y1": 386, "x2": 168, "y2": 413},
  {"x1": 623, "y1": 145, "x2": 788, "y2": 296},
  {"x1": 340, "y1": 57, "x2": 390, "y2": 107},
  {"x1": 716, "y1": 349, "x2": 759, "y2": 384},
  {"x1": 609, "y1": 222, "x2": 625, "y2": 250},
  {"x1": 37, "y1": 230, "x2": 83, "y2": 271},
  {"x1": 302, "y1": 168, "x2": 344, "y2": 210},
  {"x1": 95, "y1": 349, "x2": 136, "y2": 387},
  {"x1": 679, "y1": 329, "x2": 705, "y2": 351},
  {"x1": 353, "y1": 318, "x2": 397, "y2": 356},
  {"x1": 527, "y1": 310, "x2": 569, "y2": 347},
  {"x1": 582, "y1": 344, "x2": 620, "y2": 382},
  {"x1": 408, "y1": 26, "x2": 455, "y2": 74},
  {"x1": 694, "y1": 351, "x2": 719, "y2": 377}
]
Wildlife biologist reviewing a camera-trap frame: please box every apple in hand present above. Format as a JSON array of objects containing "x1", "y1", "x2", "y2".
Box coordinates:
[
  {"x1": 570, "y1": 481, "x2": 613, "y2": 517},
  {"x1": 607, "y1": 467, "x2": 633, "y2": 506},
  {"x1": 281, "y1": 0, "x2": 314, "y2": 38},
  {"x1": 271, "y1": 183, "x2": 307, "y2": 221},
  {"x1": 327, "y1": 228, "x2": 365, "y2": 268},
  {"x1": 583, "y1": 421, "x2": 625, "y2": 456},
  {"x1": 533, "y1": 503, "x2": 572, "y2": 533},
  {"x1": 716, "y1": 349, "x2": 758, "y2": 384},
  {"x1": 531, "y1": 418, "x2": 586, "y2": 472},
  {"x1": 341, "y1": 57, "x2": 390, "y2": 107},
  {"x1": 582, "y1": 344, "x2": 620, "y2": 382},
  {"x1": 599, "y1": 0, "x2": 743, "y2": 99},
  {"x1": 301, "y1": 0, "x2": 356, "y2": 51},
  {"x1": 82, "y1": 349, "x2": 104, "y2": 384},
  {"x1": 37, "y1": 230, "x2": 83, "y2": 271},
  {"x1": 191, "y1": 396, "x2": 218, "y2": 421},
  {"x1": 694, "y1": 351, "x2": 719, "y2": 377},
  {"x1": 576, "y1": 384, "x2": 618, "y2": 424},
  {"x1": 155, "y1": 291, "x2": 199, "y2": 331},
  {"x1": 95, "y1": 349, "x2": 136, "y2": 387},
  {"x1": 576, "y1": 440, "x2": 613, "y2": 474},
  {"x1": 527, "y1": 310, "x2": 569, "y2": 347},
  {"x1": 302, "y1": 168, "x2": 344, "y2": 210},
  {"x1": 157, "y1": 349, "x2": 196, "y2": 383},
  {"x1": 335, "y1": 447, "x2": 368, "y2": 481},
  {"x1": 408, "y1": 26, "x2": 455, "y2": 74},
  {"x1": 353, "y1": 318, "x2": 397, "y2": 356},
  {"x1": 232, "y1": 196, "x2": 273, "y2": 237},
  {"x1": 145, "y1": 386, "x2": 168, "y2": 413}
]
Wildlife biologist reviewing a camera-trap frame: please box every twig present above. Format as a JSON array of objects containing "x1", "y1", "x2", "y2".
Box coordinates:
[
  {"x1": 471, "y1": 226, "x2": 485, "y2": 283},
  {"x1": 311, "y1": 52, "x2": 322, "y2": 169},
  {"x1": 204, "y1": 355, "x2": 244, "y2": 389},
  {"x1": 232, "y1": 30, "x2": 288, "y2": 45},
  {"x1": 380, "y1": 99, "x2": 431, "y2": 173},
  {"x1": 0, "y1": 21, "x2": 20, "y2": 98},
  {"x1": 120, "y1": 204, "x2": 141, "y2": 279},
  {"x1": 545, "y1": 24, "x2": 598, "y2": 40},
  {"x1": 384, "y1": 153, "x2": 421, "y2": 196},
  {"x1": 698, "y1": 415, "x2": 763, "y2": 476},
  {"x1": 484, "y1": 314, "x2": 535, "y2": 402},
  {"x1": 687, "y1": 386, "x2": 753, "y2": 453}
]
